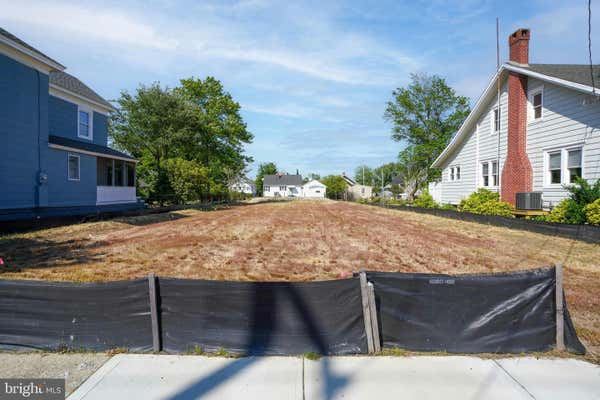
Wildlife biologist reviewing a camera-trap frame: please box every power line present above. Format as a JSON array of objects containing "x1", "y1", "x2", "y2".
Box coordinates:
[{"x1": 589, "y1": 0, "x2": 596, "y2": 95}]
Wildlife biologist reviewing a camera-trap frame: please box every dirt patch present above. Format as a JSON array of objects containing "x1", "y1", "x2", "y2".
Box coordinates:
[{"x1": 1, "y1": 200, "x2": 599, "y2": 359}]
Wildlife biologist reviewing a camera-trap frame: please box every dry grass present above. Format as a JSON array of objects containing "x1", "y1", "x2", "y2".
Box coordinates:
[{"x1": 0, "y1": 200, "x2": 598, "y2": 359}]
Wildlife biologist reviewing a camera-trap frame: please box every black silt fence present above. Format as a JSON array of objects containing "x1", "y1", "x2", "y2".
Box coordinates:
[
  {"x1": 371, "y1": 203, "x2": 600, "y2": 244},
  {"x1": 159, "y1": 278, "x2": 367, "y2": 355},
  {"x1": 0, "y1": 267, "x2": 586, "y2": 355},
  {"x1": 0, "y1": 278, "x2": 153, "y2": 352},
  {"x1": 366, "y1": 267, "x2": 585, "y2": 354}
]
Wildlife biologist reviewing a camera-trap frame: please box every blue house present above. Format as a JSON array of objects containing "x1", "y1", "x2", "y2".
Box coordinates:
[{"x1": 0, "y1": 28, "x2": 144, "y2": 221}]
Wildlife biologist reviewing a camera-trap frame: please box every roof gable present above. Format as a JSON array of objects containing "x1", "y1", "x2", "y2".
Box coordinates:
[
  {"x1": 432, "y1": 63, "x2": 600, "y2": 168},
  {"x1": 0, "y1": 27, "x2": 65, "y2": 71},
  {"x1": 263, "y1": 174, "x2": 303, "y2": 186},
  {"x1": 50, "y1": 71, "x2": 113, "y2": 111}
]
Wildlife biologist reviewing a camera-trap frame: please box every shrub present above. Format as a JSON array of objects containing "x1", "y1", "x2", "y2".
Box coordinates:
[
  {"x1": 547, "y1": 199, "x2": 586, "y2": 224},
  {"x1": 164, "y1": 158, "x2": 209, "y2": 204},
  {"x1": 413, "y1": 190, "x2": 438, "y2": 209},
  {"x1": 458, "y1": 188, "x2": 513, "y2": 217},
  {"x1": 584, "y1": 199, "x2": 600, "y2": 225}
]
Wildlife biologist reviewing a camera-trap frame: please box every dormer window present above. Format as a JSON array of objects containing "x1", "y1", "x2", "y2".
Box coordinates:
[{"x1": 78, "y1": 106, "x2": 93, "y2": 140}]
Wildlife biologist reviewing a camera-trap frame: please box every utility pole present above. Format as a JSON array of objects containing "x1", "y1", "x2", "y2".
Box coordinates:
[{"x1": 381, "y1": 169, "x2": 384, "y2": 200}]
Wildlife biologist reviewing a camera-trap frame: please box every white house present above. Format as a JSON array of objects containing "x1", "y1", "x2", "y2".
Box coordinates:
[
  {"x1": 262, "y1": 174, "x2": 303, "y2": 197},
  {"x1": 229, "y1": 176, "x2": 256, "y2": 196},
  {"x1": 302, "y1": 179, "x2": 326, "y2": 198},
  {"x1": 341, "y1": 174, "x2": 372, "y2": 200},
  {"x1": 431, "y1": 28, "x2": 600, "y2": 209}
]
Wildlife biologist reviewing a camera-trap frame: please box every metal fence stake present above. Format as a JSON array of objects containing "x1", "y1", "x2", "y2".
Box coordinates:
[
  {"x1": 555, "y1": 264, "x2": 565, "y2": 351},
  {"x1": 367, "y1": 282, "x2": 381, "y2": 352},
  {"x1": 359, "y1": 271, "x2": 375, "y2": 353},
  {"x1": 148, "y1": 273, "x2": 161, "y2": 352}
]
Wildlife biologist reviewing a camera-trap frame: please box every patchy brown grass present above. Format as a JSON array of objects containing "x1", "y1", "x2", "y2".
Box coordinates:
[{"x1": 0, "y1": 200, "x2": 599, "y2": 359}]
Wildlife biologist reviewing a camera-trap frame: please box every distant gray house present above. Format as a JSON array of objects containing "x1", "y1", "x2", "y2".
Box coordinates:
[
  {"x1": 263, "y1": 174, "x2": 303, "y2": 197},
  {"x1": 431, "y1": 29, "x2": 600, "y2": 208},
  {"x1": 341, "y1": 174, "x2": 372, "y2": 200}
]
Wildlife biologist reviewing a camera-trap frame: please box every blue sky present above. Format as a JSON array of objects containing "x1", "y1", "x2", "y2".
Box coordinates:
[{"x1": 1, "y1": 0, "x2": 598, "y2": 178}]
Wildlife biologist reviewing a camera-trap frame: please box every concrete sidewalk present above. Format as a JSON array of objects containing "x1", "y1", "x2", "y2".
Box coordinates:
[{"x1": 68, "y1": 354, "x2": 600, "y2": 400}]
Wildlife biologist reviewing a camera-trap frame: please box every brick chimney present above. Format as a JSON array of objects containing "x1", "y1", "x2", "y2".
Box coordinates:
[{"x1": 501, "y1": 29, "x2": 533, "y2": 206}]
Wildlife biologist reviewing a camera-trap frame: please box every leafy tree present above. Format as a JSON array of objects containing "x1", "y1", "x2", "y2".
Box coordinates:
[
  {"x1": 384, "y1": 73, "x2": 470, "y2": 191},
  {"x1": 176, "y1": 77, "x2": 253, "y2": 198},
  {"x1": 321, "y1": 175, "x2": 348, "y2": 199},
  {"x1": 353, "y1": 165, "x2": 375, "y2": 186},
  {"x1": 303, "y1": 173, "x2": 321, "y2": 183},
  {"x1": 110, "y1": 84, "x2": 192, "y2": 205},
  {"x1": 164, "y1": 158, "x2": 209, "y2": 204},
  {"x1": 396, "y1": 147, "x2": 428, "y2": 200},
  {"x1": 255, "y1": 162, "x2": 278, "y2": 196}
]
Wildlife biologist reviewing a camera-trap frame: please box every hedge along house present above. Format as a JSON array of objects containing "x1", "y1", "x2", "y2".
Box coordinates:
[
  {"x1": 431, "y1": 29, "x2": 600, "y2": 210},
  {"x1": 0, "y1": 28, "x2": 143, "y2": 221}
]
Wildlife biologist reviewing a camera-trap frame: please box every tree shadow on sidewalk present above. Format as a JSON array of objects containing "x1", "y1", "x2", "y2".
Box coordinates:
[{"x1": 167, "y1": 282, "x2": 358, "y2": 400}]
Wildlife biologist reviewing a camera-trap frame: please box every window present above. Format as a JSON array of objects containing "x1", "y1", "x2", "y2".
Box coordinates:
[
  {"x1": 482, "y1": 163, "x2": 489, "y2": 187},
  {"x1": 68, "y1": 154, "x2": 80, "y2": 181},
  {"x1": 114, "y1": 161, "x2": 124, "y2": 186},
  {"x1": 549, "y1": 152, "x2": 562, "y2": 184},
  {"x1": 264, "y1": 186, "x2": 270, "y2": 192},
  {"x1": 449, "y1": 166, "x2": 461, "y2": 182},
  {"x1": 78, "y1": 107, "x2": 93, "y2": 139},
  {"x1": 481, "y1": 161, "x2": 498, "y2": 187},
  {"x1": 529, "y1": 87, "x2": 543, "y2": 121},
  {"x1": 492, "y1": 107, "x2": 500, "y2": 133},
  {"x1": 567, "y1": 149, "x2": 582, "y2": 183},
  {"x1": 126, "y1": 162, "x2": 136, "y2": 187},
  {"x1": 279, "y1": 185, "x2": 286, "y2": 191}
]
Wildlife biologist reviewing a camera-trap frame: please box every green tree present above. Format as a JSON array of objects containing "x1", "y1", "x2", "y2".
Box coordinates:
[
  {"x1": 255, "y1": 162, "x2": 278, "y2": 196},
  {"x1": 384, "y1": 73, "x2": 470, "y2": 192},
  {"x1": 353, "y1": 165, "x2": 374, "y2": 186},
  {"x1": 110, "y1": 83, "x2": 192, "y2": 205},
  {"x1": 176, "y1": 77, "x2": 253, "y2": 198},
  {"x1": 321, "y1": 175, "x2": 348, "y2": 199},
  {"x1": 303, "y1": 173, "x2": 321, "y2": 183},
  {"x1": 164, "y1": 158, "x2": 209, "y2": 204}
]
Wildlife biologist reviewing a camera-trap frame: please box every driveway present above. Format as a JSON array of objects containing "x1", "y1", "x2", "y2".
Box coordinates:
[{"x1": 68, "y1": 354, "x2": 600, "y2": 400}]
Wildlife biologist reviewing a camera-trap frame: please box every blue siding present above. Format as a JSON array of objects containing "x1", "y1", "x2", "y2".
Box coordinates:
[
  {"x1": 49, "y1": 95, "x2": 77, "y2": 140},
  {"x1": 46, "y1": 149, "x2": 97, "y2": 207},
  {"x1": 93, "y1": 112, "x2": 108, "y2": 146},
  {"x1": 49, "y1": 95, "x2": 108, "y2": 146},
  {"x1": 0, "y1": 53, "x2": 49, "y2": 209}
]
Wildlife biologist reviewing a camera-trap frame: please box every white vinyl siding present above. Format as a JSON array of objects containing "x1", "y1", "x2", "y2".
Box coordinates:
[
  {"x1": 437, "y1": 76, "x2": 600, "y2": 208},
  {"x1": 526, "y1": 78, "x2": 600, "y2": 206},
  {"x1": 439, "y1": 81, "x2": 508, "y2": 204}
]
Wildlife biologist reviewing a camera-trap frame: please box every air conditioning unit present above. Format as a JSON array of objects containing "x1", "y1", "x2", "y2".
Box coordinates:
[{"x1": 516, "y1": 192, "x2": 543, "y2": 210}]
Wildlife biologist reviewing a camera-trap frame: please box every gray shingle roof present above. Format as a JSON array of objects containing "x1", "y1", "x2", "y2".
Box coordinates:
[
  {"x1": 263, "y1": 174, "x2": 303, "y2": 186},
  {"x1": 0, "y1": 27, "x2": 65, "y2": 68},
  {"x1": 524, "y1": 64, "x2": 600, "y2": 89},
  {"x1": 49, "y1": 135, "x2": 136, "y2": 161},
  {"x1": 50, "y1": 71, "x2": 113, "y2": 109}
]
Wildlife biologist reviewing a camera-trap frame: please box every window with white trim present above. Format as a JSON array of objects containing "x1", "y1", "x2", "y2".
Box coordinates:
[
  {"x1": 78, "y1": 107, "x2": 93, "y2": 139},
  {"x1": 68, "y1": 154, "x2": 80, "y2": 181},
  {"x1": 279, "y1": 185, "x2": 286, "y2": 191},
  {"x1": 492, "y1": 106, "x2": 500, "y2": 133},
  {"x1": 545, "y1": 147, "x2": 583, "y2": 186},
  {"x1": 481, "y1": 160, "x2": 498, "y2": 187},
  {"x1": 264, "y1": 186, "x2": 270, "y2": 192},
  {"x1": 449, "y1": 166, "x2": 461, "y2": 182},
  {"x1": 567, "y1": 149, "x2": 582, "y2": 184},
  {"x1": 528, "y1": 87, "x2": 544, "y2": 121}
]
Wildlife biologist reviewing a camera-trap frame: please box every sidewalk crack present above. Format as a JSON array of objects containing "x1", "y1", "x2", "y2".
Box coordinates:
[{"x1": 493, "y1": 360, "x2": 536, "y2": 399}]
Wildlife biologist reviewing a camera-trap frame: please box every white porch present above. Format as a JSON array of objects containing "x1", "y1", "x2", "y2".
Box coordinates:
[{"x1": 97, "y1": 186, "x2": 137, "y2": 205}]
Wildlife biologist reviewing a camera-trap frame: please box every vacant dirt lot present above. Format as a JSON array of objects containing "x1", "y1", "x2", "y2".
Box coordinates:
[{"x1": 1, "y1": 200, "x2": 599, "y2": 358}]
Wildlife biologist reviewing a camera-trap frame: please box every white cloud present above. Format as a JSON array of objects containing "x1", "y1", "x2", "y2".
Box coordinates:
[{"x1": 0, "y1": 1, "x2": 178, "y2": 50}]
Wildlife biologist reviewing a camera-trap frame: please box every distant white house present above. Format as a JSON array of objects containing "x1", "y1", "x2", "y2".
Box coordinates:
[
  {"x1": 263, "y1": 174, "x2": 303, "y2": 197},
  {"x1": 229, "y1": 176, "x2": 256, "y2": 196},
  {"x1": 302, "y1": 179, "x2": 326, "y2": 198},
  {"x1": 341, "y1": 174, "x2": 372, "y2": 200}
]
